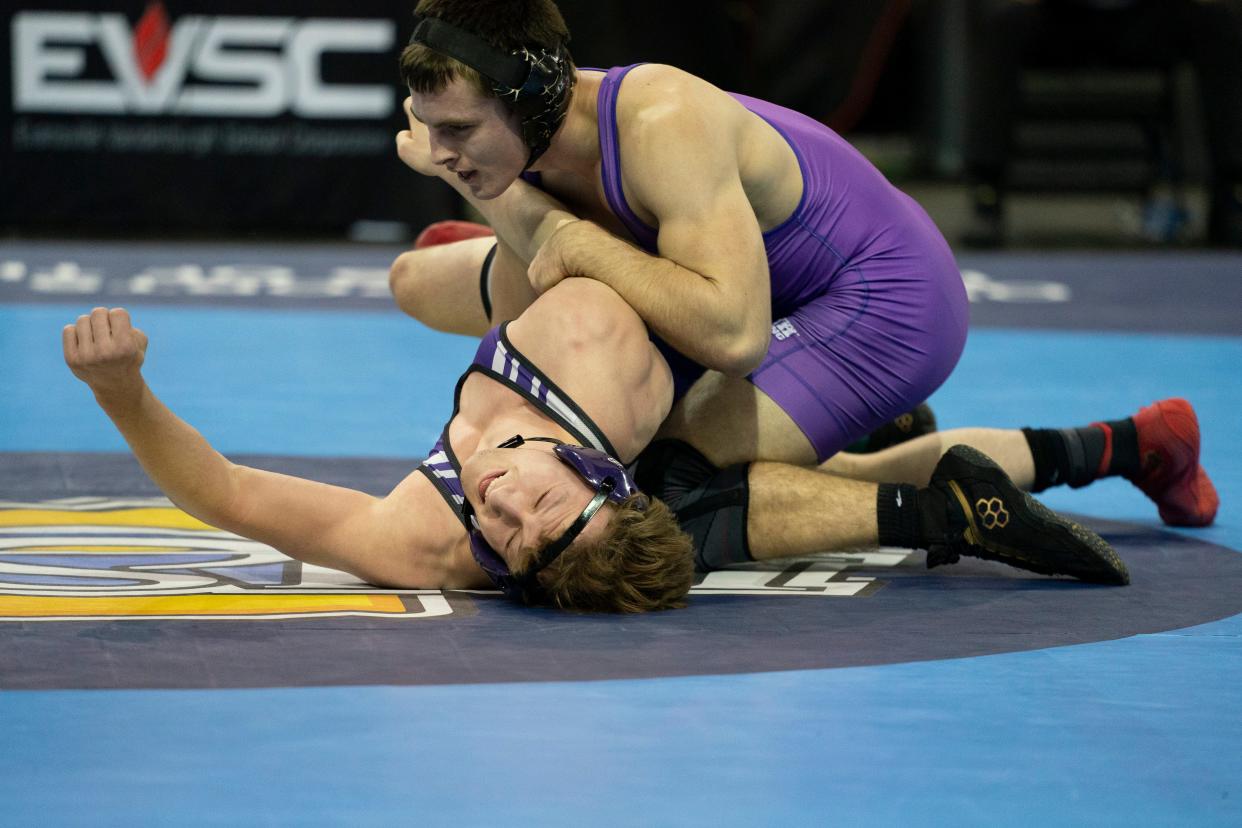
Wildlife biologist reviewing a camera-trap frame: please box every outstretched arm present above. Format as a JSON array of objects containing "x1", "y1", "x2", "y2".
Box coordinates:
[{"x1": 62, "y1": 308, "x2": 444, "y2": 588}]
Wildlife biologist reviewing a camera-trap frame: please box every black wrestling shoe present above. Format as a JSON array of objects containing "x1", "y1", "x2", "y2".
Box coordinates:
[
  {"x1": 846, "y1": 403, "x2": 938, "y2": 453},
  {"x1": 924, "y1": 445, "x2": 1130, "y2": 585}
]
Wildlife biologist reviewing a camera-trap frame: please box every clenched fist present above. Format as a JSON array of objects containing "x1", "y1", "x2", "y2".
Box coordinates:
[{"x1": 63, "y1": 307, "x2": 149, "y2": 400}]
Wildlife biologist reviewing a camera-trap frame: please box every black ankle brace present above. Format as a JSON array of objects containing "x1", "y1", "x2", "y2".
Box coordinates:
[
  {"x1": 1103, "y1": 417, "x2": 1139, "y2": 478},
  {"x1": 1022, "y1": 426, "x2": 1108, "y2": 492}
]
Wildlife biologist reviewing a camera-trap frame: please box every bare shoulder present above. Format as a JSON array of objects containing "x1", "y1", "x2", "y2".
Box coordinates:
[
  {"x1": 609, "y1": 65, "x2": 746, "y2": 209},
  {"x1": 369, "y1": 470, "x2": 484, "y2": 589},
  {"x1": 614, "y1": 64, "x2": 742, "y2": 136},
  {"x1": 509, "y1": 277, "x2": 645, "y2": 354},
  {"x1": 507, "y1": 279, "x2": 656, "y2": 395},
  {"x1": 615, "y1": 64, "x2": 728, "y2": 108},
  {"x1": 505, "y1": 277, "x2": 672, "y2": 460}
]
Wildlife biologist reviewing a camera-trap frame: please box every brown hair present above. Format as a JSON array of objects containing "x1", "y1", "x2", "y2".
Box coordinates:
[
  {"x1": 518, "y1": 496, "x2": 696, "y2": 613},
  {"x1": 400, "y1": 0, "x2": 573, "y2": 97}
]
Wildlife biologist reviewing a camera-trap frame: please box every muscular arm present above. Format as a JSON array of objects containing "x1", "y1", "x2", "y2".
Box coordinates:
[
  {"x1": 537, "y1": 214, "x2": 769, "y2": 377},
  {"x1": 534, "y1": 74, "x2": 772, "y2": 377},
  {"x1": 458, "y1": 177, "x2": 578, "y2": 265},
  {"x1": 396, "y1": 80, "x2": 772, "y2": 376},
  {"x1": 62, "y1": 308, "x2": 452, "y2": 589}
]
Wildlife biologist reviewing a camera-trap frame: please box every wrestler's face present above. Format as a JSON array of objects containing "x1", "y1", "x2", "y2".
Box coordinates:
[
  {"x1": 408, "y1": 77, "x2": 529, "y2": 200},
  {"x1": 460, "y1": 444, "x2": 614, "y2": 569}
]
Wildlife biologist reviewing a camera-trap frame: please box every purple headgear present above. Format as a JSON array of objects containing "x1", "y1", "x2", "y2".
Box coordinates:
[{"x1": 462, "y1": 435, "x2": 647, "y2": 602}]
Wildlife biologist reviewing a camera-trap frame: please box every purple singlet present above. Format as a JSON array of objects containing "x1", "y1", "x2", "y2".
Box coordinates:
[
  {"x1": 590, "y1": 64, "x2": 969, "y2": 462},
  {"x1": 418, "y1": 323, "x2": 618, "y2": 588}
]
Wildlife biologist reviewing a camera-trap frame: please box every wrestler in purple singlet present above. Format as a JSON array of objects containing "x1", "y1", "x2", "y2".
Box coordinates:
[
  {"x1": 418, "y1": 323, "x2": 617, "y2": 587},
  {"x1": 580, "y1": 64, "x2": 970, "y2": 462}
]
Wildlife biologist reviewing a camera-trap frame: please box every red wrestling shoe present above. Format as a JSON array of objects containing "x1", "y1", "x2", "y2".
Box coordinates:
[
  {"x1": 413, "y1": 220, "x2": 495, "y2": 249},
  {"x1": 1124, "y1": 398, "x2": 1219, "y2": 527}
]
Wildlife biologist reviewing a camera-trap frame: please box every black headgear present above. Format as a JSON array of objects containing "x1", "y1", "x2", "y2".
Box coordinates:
[{"x1": 408, "y1": 16, "x2": 575, "y2": 169}]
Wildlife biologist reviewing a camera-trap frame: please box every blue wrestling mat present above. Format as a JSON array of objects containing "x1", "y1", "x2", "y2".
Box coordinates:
[{"x1": 1, "y1": 242, "x2": 1240, "y2": 824}]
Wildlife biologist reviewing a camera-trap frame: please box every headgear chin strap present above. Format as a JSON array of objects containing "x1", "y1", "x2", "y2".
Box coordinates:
[
  {"x1": 461, "y1": 435, "x2": 647, "y2": 602},
  {"x1": 409, "y1": 16, "x2": 575, "y2": 169}
]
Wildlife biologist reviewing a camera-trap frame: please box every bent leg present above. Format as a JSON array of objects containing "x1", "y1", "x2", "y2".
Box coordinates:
[
  {"x1": 821, "y1": 400, "x2": 1218, "y2": 527},
  {"x1": 632, "y1": 438, "x2": 877, "y2": 562},
  {"x1": 389, "y1": 237, "x2": 536, "y2": 335},
  {"x1": 638, "y1": 440, "x2": 1125, "y2": 583},
  {"x1": 486, "y1": 239, "x2": 540, "y2": 326},
  {"x1": 656, "y1": 370, "x2": 820, "y2": 467},
  {"x1": 821, "y1": 427, "x2": 1036, "y2": 489}
]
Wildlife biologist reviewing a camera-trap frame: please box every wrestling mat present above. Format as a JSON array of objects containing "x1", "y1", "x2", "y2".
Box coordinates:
[{"x1": 1, "y1": 242, "x2": 1239, "y2": 824}]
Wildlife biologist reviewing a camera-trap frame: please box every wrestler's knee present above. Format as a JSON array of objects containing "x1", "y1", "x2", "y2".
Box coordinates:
[
  {"x1": 387, "y1": 245, "x2": 492, "y2": 335},
  {"x1": 388, "y1": 249, "x2": 438, "y2": 320}
]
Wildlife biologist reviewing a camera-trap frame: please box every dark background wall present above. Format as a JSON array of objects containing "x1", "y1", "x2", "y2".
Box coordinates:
[
  {"x1": 546, "y1": 0, "x2": 920, "y2": 135},
  {"x1": 2, "y1": 0, "x2": 918, "y2": 237}
]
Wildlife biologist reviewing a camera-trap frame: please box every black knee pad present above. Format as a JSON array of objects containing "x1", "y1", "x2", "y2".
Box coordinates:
[{"x1": 631, "y1": 439, "x2": 752, "y2": 571}]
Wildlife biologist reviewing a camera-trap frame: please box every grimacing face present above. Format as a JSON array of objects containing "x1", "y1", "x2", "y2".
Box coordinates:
[
  {"x1": 459, "y1": 443, "x2": 615, "y2": 569},
  {"x1": 408, "y1": 77, "x2": 530, "y2": 200}
]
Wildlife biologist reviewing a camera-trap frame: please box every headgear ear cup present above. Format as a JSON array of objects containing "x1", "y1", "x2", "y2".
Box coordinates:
[{"x1": 552, "y1": 443, "x2": 646, "y2": 507}]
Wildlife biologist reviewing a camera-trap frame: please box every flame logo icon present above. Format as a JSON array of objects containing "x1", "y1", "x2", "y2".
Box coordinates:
[{"x1": 133, "y1": 1, "x2": 171, "y2": 83}]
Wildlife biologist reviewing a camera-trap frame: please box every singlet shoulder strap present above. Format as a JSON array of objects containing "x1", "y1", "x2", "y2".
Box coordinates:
[
  {"x1": 597, "y1": 64, "x2": 659, "y2": 253},
  {"x1": 417, "y1": 424, "x2": 471, "y2": 529},
  {"x1": 418, "y1": 321, "x2": 623, "y2": 531},
  {"x1": 486, "y1": 323, "x2": 621, "y2": 459}
]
